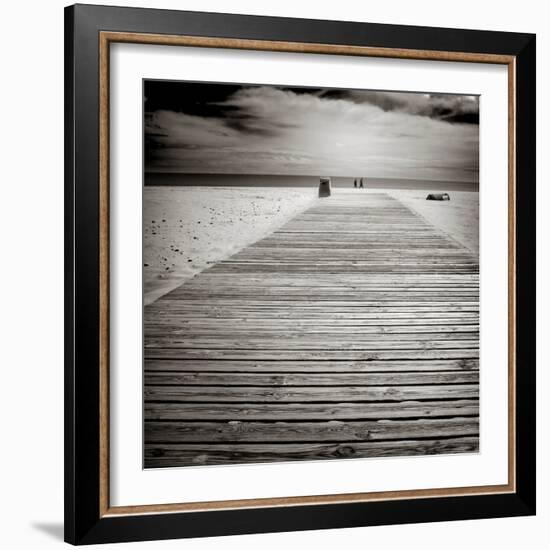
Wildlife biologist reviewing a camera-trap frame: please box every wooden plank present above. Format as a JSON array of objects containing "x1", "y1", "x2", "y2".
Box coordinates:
[
  {"x1": 144, "y1": 358, "x2": 479, "y2": 373},
  {"x1": 146, "y1": 316, "x2": 479, "y2": 324},
  {"x1": 144, "y1": 326, "x2": 479, "y2": 336},
  {"x1": 146, "y1": 311, "x2": 480, "y2": 321},
  {"x1": 144, "y1": 384, "x2": 478, "y2": 403},
  {"x1": 182, "y1": 274, "x2": 479, "y2": 282},
  {"x1": 144, "y1": 340, "x2": 479, "y2": 350},
  {"x1": 178, "y1": 288, "x2": 479, "y2": 294},
  {"x1": 167, "y1": 292, "x2": 480, "y2": 300},
  {"x1": 144, "y1": 370, "x2": 479, "y2": 386},
  {"x1": 145, "y1": 315, "x2": 480, "y2": 323},
  {"x1": 144, "y1": 400, "x2": 479, "y2": 421},
  {"x1": 156, "y1": 299, "x2": 480, "y2": 306},
  {"x1": 145, "y1": 417, "x2": 479, "y2": 443},
  {"x1": 144, "y1": 349, "x2": 480, "y2": 360},
  {"x1": 144, "y1": 436, "x2": 479, "y2": 467},
  {"x1": 144, "y1": 331, "x2": 479, "y2": 341},
  {"x1": 145, "y1": 320, "x2": 479, "y2": 329}
]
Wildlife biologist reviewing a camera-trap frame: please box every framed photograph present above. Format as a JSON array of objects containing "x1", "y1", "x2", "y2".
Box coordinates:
[{"x1": 64, "y1": 4, "x2": 536, "y2": 545}]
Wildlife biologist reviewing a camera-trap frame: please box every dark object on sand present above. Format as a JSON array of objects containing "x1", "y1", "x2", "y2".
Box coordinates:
[
  {"x1": 426, "y1": 193, "x2": 450, "y2": 201},
  {"x1": 319, "y1": 177, "x2": 331, "y2": 197},
  {"x1": 354, "y1": 179, "x2": 357, "y2": 188},
  {"x1": 359, "y1": 178, "x2": 364, "y2": 188}
]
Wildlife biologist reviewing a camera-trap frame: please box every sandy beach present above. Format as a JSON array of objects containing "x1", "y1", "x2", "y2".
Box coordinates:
[
  {"x1": 386, "y1": 189, "x2": 479, "y2": 253},
  {"x1": 143, "y1": 186, "x2": 317, "y2": 304},
  {"x1": 144, "y1": 186, "x2": 478, "y2": 305}
]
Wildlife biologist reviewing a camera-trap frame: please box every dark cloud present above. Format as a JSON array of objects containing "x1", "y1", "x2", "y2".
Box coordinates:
[{"x1": 319, "y1": 89, "x2": 479, "y2": 124}]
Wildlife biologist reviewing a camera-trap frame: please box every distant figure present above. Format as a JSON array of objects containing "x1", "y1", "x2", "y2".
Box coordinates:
[
  {"x1": 359, "y1": 178, "x2": 364, "y2": 189},
  {"x1": 319, "y1": 176, "x2": 332, "y2": 198},
  {"x1": 354, "y1": 179, "x2": 357, "y2": 188},
  {"x1": 426, "y1": 193, "x2": 450, "y2": 201}
]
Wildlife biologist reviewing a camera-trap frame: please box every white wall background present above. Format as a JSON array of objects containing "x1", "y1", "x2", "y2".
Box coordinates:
[{"x1": 0, "y1": 0, "x2": 546, "y2": 548}]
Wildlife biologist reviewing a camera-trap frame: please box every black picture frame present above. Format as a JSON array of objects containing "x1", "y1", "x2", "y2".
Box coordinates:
[{"x1": 65, "y1": 3, "x2": 536, "y2": 545}]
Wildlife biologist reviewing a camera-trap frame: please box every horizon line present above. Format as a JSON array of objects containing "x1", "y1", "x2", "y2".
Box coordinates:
[{"x1": 143, "y1": 172, "x2": 479, "y2": 185}]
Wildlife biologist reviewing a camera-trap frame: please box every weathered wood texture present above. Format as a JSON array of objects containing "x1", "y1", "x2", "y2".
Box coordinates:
[{"x1": 144, "y1": 193, "x2": 479, "y2": 468}]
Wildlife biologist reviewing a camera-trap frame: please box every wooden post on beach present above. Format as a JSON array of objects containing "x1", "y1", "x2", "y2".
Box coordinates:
[{"x1": 319, "y1": 177, "x2": 331, "y2": 197}]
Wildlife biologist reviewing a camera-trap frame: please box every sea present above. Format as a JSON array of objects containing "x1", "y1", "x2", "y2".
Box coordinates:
[{"x1": 145, "y1": 173, "x2": 479, "y2": 192}]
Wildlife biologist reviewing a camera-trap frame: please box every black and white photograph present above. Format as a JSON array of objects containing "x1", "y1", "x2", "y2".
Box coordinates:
[{"x1": 142, "y1": 80, "x2": 480, "y2": 469}]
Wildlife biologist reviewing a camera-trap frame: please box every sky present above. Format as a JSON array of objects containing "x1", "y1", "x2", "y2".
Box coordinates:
[{"x1": 144, "y1": 80, "x2": 479, "y2": 182}]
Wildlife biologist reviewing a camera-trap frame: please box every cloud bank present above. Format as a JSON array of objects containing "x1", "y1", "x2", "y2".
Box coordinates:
[{"x1": 145, "y1": 85, "x2": 479, "y2": 182}]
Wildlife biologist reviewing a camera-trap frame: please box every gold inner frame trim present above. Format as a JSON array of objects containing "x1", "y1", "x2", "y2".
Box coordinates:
[{"x1": 98, "y1": 31, "x2": 517, "y2": 518}]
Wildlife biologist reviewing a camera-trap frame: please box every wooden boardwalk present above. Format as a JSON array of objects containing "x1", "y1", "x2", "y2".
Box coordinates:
[{"x1": 144, "y1": 192, "x2": 479, "y2": 468}]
